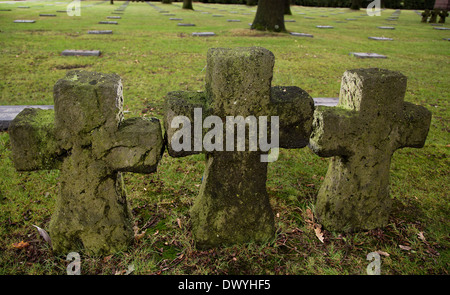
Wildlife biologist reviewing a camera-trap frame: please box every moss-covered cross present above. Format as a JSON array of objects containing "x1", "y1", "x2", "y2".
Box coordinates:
[
  {"x1": 309, "y1": 68, "x2": 432, "y2": 232},
  {"x1": 9, "y1": 70, "x2": 164, "y2": 255},
  {"x1": 164, "y1": 47, "x2": 314, "y2": 248}
]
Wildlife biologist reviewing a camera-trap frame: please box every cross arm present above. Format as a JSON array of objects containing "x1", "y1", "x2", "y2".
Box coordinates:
[
  {"x1": 308, "y1": 106, "x2": 359, "y2": 157},
  {"x1": 269, "y1": 86, "x2": 314, "y2": 149},
  {"x1": 9, "y1": 108, "x2": 62, "y2": 171},
  {"x1": 93, "y1": 117, "x2": 165, "y2": 174},
  {"x1": 164, "y1": 90, "x2": 209, "y2": 157},
  {"x1": 395, "y1": 102, "x2": 432, "y2": 149}
]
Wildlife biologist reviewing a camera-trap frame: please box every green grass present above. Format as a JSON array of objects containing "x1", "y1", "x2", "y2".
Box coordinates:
[{"x1": 0, "y1": 1, "x2": 449, "y2": 275}]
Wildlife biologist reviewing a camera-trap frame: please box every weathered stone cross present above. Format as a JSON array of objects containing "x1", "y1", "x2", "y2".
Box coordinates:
[
  {"x1": 309, "y1": 68, "x2": 432, "y2": 232},
  {"x1": 9, "y1": 70, "x2": 164, "y2": 255},
  {"x1": 164, "y1": 47, "x2": 314, "y2": 248}
]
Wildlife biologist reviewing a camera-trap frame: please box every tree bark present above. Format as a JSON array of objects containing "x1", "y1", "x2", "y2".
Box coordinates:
[
  {"x1": 251, "y1": 0, "x2": 286, "y2": 32},
  {"x1": 284, "y1": 0, "x2": 292, "y2": 15},
  {"x1": 183, "y1": 0, "x2": 193, "y2": 10},
  {"x1": 110, "y1": 0, "x2": 113, "y2": 4},
  {"x1": 350, "y1": 0, "x2": 361, "y2": 10}
]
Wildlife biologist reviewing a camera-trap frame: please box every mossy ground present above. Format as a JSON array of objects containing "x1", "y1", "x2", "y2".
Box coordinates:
[{"x1": 0, "y1": 1, "x2": 448, "y2": 275}]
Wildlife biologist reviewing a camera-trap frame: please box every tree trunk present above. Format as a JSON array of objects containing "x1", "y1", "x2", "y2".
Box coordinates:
[
  {"x1": 110, "y1": 0, "x2": 113, "y2": 4},
  {"x1": 251, "y1": 0, "x2": 286, "y2": 32},
  {"x1": 284, "y1": 0, "x2": 292, "y2": 15},
  {"x1": 183, "y1": 0, "x2": 193, "y2": 10},
  {"x1": 162, "y1": 0, "x2": 172, "y2": 4},
  {"x1": 350, "y1": 0, "x2": 361, "y2": 10}
]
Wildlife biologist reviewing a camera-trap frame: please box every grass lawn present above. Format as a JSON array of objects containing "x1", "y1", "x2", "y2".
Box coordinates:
[{"x1": 0, "y1": 1, "x2": 449, "y2": 275}]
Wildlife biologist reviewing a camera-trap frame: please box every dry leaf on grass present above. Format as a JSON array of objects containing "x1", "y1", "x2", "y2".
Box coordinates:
[
  {"x1": 376, "y1": 250, "x2": 390, "y2": 257},
  {"x1": 314, "y1": 225, "x2": 324, "y2": 243},
  {"x1": 399, "y1": 245, "x2": 412, "y2": 251},
  {"x1": 133, "y1": 225, "x2": 146, "y2": 241},
  {"x1": 12, "y1": 241, "x2": 30, "y2": 249},
  {"x1": 32, "y1": 224, "x2": 52, "y2": 247},
  {"x1": 417, "y1": 231, "x2": 426, "y2": 242}
]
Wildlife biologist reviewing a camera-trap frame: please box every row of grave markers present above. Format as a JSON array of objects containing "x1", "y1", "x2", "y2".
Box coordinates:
[
  {"x1": 7, "y1": 47, "x2": 432, "y2": 255},
  {"x1": 7, "y1": 2, "x2": 449, "y2": 58}
]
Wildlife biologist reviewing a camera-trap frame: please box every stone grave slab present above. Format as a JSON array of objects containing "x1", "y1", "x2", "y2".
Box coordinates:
[
  {"x1": 0, "y1": 9, "x2": 12, "y2": 11},
  {"x1": 434, "y1": 27, "x2": 450, "y2": 30},
  {"x1": 368, "y1": 37, "x2": 393, "y2": 41},
  {"x1": 316, "y1": 25, "x2": 334, "y2": 28},
  {"x1": 178, "y1": 23, "x2": 196, "y2": 26},
  {"x1": 62, "y1": 50, "x2": 101, "y2": 56},
  {"x1": 107, "y1": 16, "x2": 121, "y2": 19},
  {"x1": 285, "y1": 19, "x2": 296, "y2": 22},
  {"x1": 378, "y1": 26, "x2": 395, "y2": 30},
  {"x1": 192, "y1": 32, "x2": 216, "y2": 37},
  {"x1": 350, "y1": 52, "x2": 387, "y2": 59},
  {"x1": 88, "y1": 30, "x2": 113, "y2": 34},
  {"x1": 290, "y1": 32, "x2": 313, "y2": 38},
  {"x1": 14, "y1": 20, "x2": 36, "y2": 23},
  {"x1": 40, "y1": 14, "x2": 56, "y2": 17},
  {"x1": 313, "y1": 97, "x2": 339, "y2": 106},
  {"x1": 227, "y1": 19, "x2": 241, "y2": 22},
  {"x1": 99, "y1": 21, "x2": 118, "y2": 25},
  {"x1": 170, "y1": 18, "x2": 183, "y2": 21}
]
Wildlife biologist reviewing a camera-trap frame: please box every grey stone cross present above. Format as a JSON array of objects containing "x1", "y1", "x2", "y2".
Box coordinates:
[
  {"x1": 309, "y1": 68, "x2": 432, "y2": 232},
  {"x1": 9, "y1": 70, "x2": 164, "y2": 255},
  {"x1": 164, "y1": 47, "x2": 314, "y2": 248}
]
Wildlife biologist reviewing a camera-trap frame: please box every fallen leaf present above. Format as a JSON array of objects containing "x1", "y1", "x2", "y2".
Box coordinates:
[
  {"x1": 32, "y1": 224, "x2": 52, "y2": 247},
  {"x1": 314, "y1": 225, "x2": 324, "y2": 243},
  {"x1": 417, "y1": 231, "x2": 426, "y2": 242},
  {"x1": 376, "y1": 250, "x2": 390, "y2": 257},
  {"x1": 305, "y1": 208, "x2": 314, "y2": 222},
  {"x1": 399, "y1": 245, "x2": 412, "y2": 251},
  {"x1": 12, "y1": 241, "x2": 30, "y2": 249},
  {"x1": 176, "y1": 218, "x2": 182, "y2": 229},
  {"x1": 133, "y1": 225, "x2": 146, "y2": 241}
]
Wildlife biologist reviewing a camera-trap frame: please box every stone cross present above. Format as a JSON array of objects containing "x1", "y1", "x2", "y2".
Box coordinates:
[
  {"x1": 164, "y1": 47, "x2": 314, "y2": 248},
  {"x1": 309, "y1": 68, "x2": 432, "y2": 232},
  {"x1": 9, "y1": 70, "x2": 164, "y2": 255},
  {"x1": 421, "y1": 9, "x2": 430, "y2": 22}
]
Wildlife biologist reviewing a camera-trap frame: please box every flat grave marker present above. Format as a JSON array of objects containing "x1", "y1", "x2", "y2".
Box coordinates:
[
  {"x1": 14, "y1": 20, "x2": 36, "y2": 23},
  {"x1": 350, "y1": 52, "x2": 387, "y2": 59},
  {"x1": 178, "y1": 23, "x2": 196, "y2": 26},
  {"x1": 290, "y1": 32, "x2": 313, "y2": 38},
  {"x1": 368, "y1": 37, "x2": 393, "y2": 41},
  {"x1": 378, "y1": 26, "x2": 395, "y2": 30},
  {"x1": 61, "y1": 50, "x2": 101, "y2": 56},
  {"x1": 192, "y1": 32, "x2": 216, "y2": 37},
  {"x1": 39, "y1": 14, "x2": 57, "y2": 17},
  {"x1": 316, "y1": 25, "x2": 334, "y2": 28},
  {"x1": 99, "y1": 21, "x2": 118, "y2": 25},
  {"x1": 88, "y1": 30, "x2": 113, "y2": 34},
  {"x1": 107, "y1": 16, "x2": 121, "y2": 19}
]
